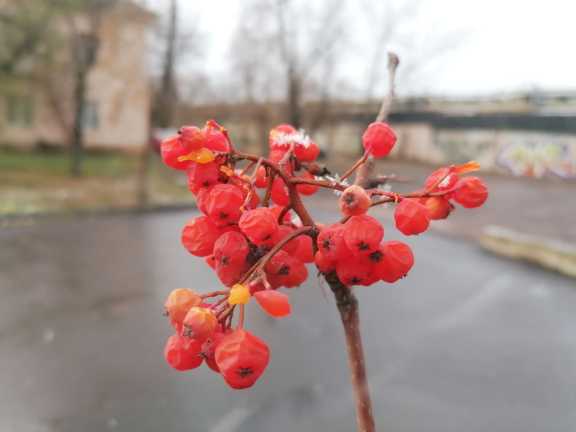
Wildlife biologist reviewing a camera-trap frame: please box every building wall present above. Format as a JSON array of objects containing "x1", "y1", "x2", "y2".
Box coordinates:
[{"x1": 0, "y1": 3, "x2": 152, "y2": 151}]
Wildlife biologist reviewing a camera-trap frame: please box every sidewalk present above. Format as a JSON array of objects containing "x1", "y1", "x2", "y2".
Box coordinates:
[
  {"x1": 373, "y1": 159, "x2": 576, "y2": 245},
  {"x1": 319, "y1": 157, "x2": 576, "y2": 278}
]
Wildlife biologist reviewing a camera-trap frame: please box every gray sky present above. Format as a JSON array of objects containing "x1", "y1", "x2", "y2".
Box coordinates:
[{"x1": 144, "y1": 0, "x2": 576, "y2": 97}]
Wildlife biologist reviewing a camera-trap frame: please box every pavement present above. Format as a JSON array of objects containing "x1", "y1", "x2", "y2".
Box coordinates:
[
  {"x1": 1, "y1": 209, "x2": 576, "y2": 432},
  {"x1": 321, "y1": 157, "x2": 576, "y2": 277}
]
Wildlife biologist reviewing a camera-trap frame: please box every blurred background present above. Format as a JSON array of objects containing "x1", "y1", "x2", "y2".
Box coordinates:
[{"x1": 1, "y1": 1, "x2": 575, "y2": 431}]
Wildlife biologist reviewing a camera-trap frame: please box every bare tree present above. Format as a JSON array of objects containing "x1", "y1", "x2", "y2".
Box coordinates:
[
  {"x1": 358, "y1": 0, "x2": 462, "y2": 99},
  {"x1": 230, "y1": 0, "x2": 347, "y2": 130},
  {"x1": 152, "y1": 0, "x2": 178, "y2": 128}
]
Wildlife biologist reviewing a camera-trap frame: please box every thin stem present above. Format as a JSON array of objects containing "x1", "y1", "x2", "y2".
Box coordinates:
[
  {"x1": 375, "y1": 52, "x2": 399, "y2": 123},
  {"x1": 340, "y1": 153, "x2": 368, "y2": 182},
  {"x1": 201, "y1": 290, "x2": 229, "y2": 299},
  {"x1": 238, "y1": 305, "x2": 245, "y2": 328},
  {"x1": 290, "y1": 177, "x2": 347, "y2": 192},
  {"x1": 262, "y1": 169, "x2": 275, "y2": 207},
  {"x1": 277, "y1": 205, "x2": 292, "y2": 224},
  {"x1": 325, "y1": 272, "x2": 375, "y2": 432}
]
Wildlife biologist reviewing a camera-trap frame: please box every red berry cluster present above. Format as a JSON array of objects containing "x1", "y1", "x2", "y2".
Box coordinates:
[{"x1": 159, "y1": 120, "x2": 488, "y2": 390}]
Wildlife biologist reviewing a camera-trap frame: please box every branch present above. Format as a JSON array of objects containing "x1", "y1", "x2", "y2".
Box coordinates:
[
  {"x1": 232, "y1": 150, "x2": 316, "y2": 227},
  {"x1": 353, "y1": 52, "x2": 400, "y2": 189},
  {"x1": 375, "y1": 52, "x2": 400, "y2": 123},
  {"x1": 324, "y1": 272, "x2": 375, "y2": 432}
]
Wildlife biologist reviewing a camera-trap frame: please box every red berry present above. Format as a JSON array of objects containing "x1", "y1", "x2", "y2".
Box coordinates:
[
  {"x1": 424, "y1": 167, "x2": 459, "y2": 192},
  {"x1": 215, "y1": 329, "x2": 270, "y2": 389},
  {"x1": 269, "y1": 124, "x2": 297, "y2": 150},
  {"x1": 452, "y1": 176, "x2": 488, "y2": 208},
  {"x1": 248, "y1": 280, "x2": 266, "y2": 295},
  {"x1": 181, "y1": 216, "x2": 222, "y2": 257},
  {"x1": 295, "y1": 171, "x2": 319, "y2": 195},
  {"x1": 265, "y1": 250, "x2": 308, "y2": 288},
  {"x1": 343, "y1": 215, "x2": 384, "y2": 254},
  {"x1": 195, "y1": 187, "x2": 211, "y2": 214},
  {"x1": 294, "y1": 234, "x2": 315, "y2": 263},
  {"x1": 213, "y1": 231, "x2": 249, "y2": 262},
  {"x1": 339, "y1": 185, "x2": 371, "y2": 216},
  {"x1": 254, "y1": 166, "x2": 268, "y2": 188},
  {"x1": 183, "y1": 307, "x2": 218, "y2": 341},
  {"x1": 254, "y1": 290, "x2": 291, "y2": 318},
  {"x1": 314, "y1": 250, "x2": 336, "y2": 273},
  {"x1": 277, "y1": 225, "x2": 300, "y2": 255},
  {"x1": 204, "y1": 184, "x2": 244, "y2": 226},
  {"x1": 336, "y1": 254, "x2": 378, "y2": 287},
  {"x1": 205, "y1": 255, "x2": 216, "y2": 269},
  {"x1": 213, "y1": 232, "x2": 250, "y2": 286},
  {"x1": 269, "y1": 148, "x2": 288, "y2": 163},
  {"x1": 239, "y1": 208, "x2": 279, "y2": 246},
  {"x1": 362, "y1": 122, "x2": 396, "y2": 158},
  {"x1": 164, "y1": 288, "x2": 202, "y2": 331},
  {"x1": 419, "y1": 196, "x2": 453, "y2": 220},
  {"x1": 179, "y1": 126, "x2": 205, "y2": 151},
  {"x1": 317, "y1": 224, "x2": 348, "y2": 260},
  {"x1": 187, "y1": 161, "x2": 221, "y2": 193},
  {"x1": 378, "y1": 241, "x2": 414, "y2": 283},
  {"x1": 270, "y1": 177, "x2": 290, "y2": 206},
  {"x1": 203, "y1": 120, "x2": 230, "y2": 153},
  {"x1": 164, "y1": 334, "x2": 203, "y2": 371},
  {"x1": 201, "y1": 330, "x2": 230, "y2": 372},
  {"x1": 160, "y1": 135, "x2": 193, "y2": 170},
  {"x1": 394, "y1": 199, "x2": 430, "y2": 236},
  {"x1": 294, "y1": 141, "x2": 320, "y2": 162}
]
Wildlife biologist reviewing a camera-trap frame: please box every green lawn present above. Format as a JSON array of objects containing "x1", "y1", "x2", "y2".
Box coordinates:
[
  {"x1": 0, "y1": 148, "x2": 138, "y2": 178},
  {"x1": 0, "y1": 149, "x2": 192, "y2": 215}
]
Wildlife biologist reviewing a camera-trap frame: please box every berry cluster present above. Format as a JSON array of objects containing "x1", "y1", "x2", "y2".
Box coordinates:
[{"x1": 160, "y1": 119, "x2": 488, "y2": 389}]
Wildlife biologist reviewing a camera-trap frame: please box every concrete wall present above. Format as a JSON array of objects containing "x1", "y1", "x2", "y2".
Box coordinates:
[
  {"x1": 393, "y1": 124, "x2": 576, "y2": 179},
  {"x1": 308, "y1": 116, "x2": 576, "y2": 179}
]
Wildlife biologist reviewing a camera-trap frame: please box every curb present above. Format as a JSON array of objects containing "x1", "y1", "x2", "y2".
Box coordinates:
[{"x1": 480, "y1": 225, "x2": 576, "y2": 279}]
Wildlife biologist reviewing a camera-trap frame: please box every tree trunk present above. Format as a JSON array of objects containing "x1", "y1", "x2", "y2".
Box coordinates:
[
  {"x1": 70, "y1": 66, "x2": 87, "y2": 177},
  {"x1": 287, "y1": 67, "x2": 302, "y2": 129},
  {"x1": 154, "y1": 0, "x2": 178, "y2": 128}
]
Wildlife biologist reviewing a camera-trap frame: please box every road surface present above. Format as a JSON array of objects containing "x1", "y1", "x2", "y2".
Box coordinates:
[{"x1": 1, "y1": 210, "x2": 575, "y2": 432}]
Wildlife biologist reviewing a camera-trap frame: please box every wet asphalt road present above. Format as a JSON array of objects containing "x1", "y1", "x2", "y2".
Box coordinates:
[{"x1": 1, "y1": 210, "x2": 575, "y2": 432}]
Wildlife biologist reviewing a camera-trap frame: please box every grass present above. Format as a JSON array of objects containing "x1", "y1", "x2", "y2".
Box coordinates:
[
  {"x1": 0, "y1": 148, "x2": 138, "y2": 178},
  {"x1": 0, "y1": 148, "x2": 192, "y2": 215}
]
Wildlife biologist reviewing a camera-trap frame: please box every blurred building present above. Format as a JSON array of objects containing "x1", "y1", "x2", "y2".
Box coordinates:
[
  {"x1": 180, "y1": 91, "x2": 576, "y2": 179},
  {"x1": 0, "y1": 1, "x2": 154, "y2": 151}
]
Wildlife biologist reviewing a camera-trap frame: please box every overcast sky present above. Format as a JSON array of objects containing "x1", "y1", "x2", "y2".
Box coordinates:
[{"x1": 144, "y1": 0, "x2": 576, "y2": 97}]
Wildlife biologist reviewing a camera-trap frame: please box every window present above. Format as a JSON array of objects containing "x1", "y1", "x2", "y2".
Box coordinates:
[
  {"x1": 82, "y1": 101, "x2": 99, "y2": 130},
  {"x1": 5, "y1": 94, "x2": 34, "y2": 127}
]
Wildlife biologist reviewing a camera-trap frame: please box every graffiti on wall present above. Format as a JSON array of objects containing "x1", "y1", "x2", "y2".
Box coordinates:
[{"x1": 497, "y1": 138, "x2": 576, "y2": 179}]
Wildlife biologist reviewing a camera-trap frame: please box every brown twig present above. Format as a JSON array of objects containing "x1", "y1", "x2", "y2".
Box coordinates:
[
  {"x1": 323, "y1": 51, "x2": 400, "y2": 432},
  {"x1": 290, "y1": 177, "x2": 347, "y2": 192},
  {"x1": 277, "y1": 205, "x2": 292, "y2": 224},
  {"x1": 340, "y1": 153, "x2": 369, "y2": 182},
  {"x1": 325, "y1": 272, "x2": 375, "y2": 432},
  {"x1": 375, "y1": 52, "x2": 399, "y2": 123}
]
